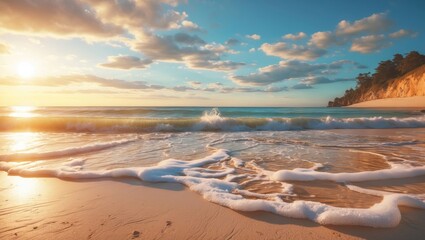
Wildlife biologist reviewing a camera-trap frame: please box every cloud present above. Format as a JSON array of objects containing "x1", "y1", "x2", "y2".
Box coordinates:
[
  {"x1": 292, "y1": 83, "x2": 313, "y2": 89},
  {"x1": 283, "y1": 32, "x2": 306, "y2": 40},
  {"x1": 219, "y1": 86, "x2": 288, "y2": 93},
  {"x1": 189, "y1": 60, "x2": 245, "y2": 71},
  {"x1": 99, "y1": 56, "x2": 153, "y2": 70},
  {"x1": 308, "y1": 13, "x2": 393, "y2": 50},
  {"x1": 230, "y1": 60, "x2": 350, "y2": 86},
  {"x1": 181, "y1": 20, "x2": 201, "y2": 31},
  {"x1": 249, "y1": 48, "x2": 256, "y2": 53},
  {"x1": 225, "y1": 38, "x2": 240, "y2": 46},
  {"x1": 147, "y1": 93, "x2": 209, "y2": 100},
  {"x1": 300, "y1": 76, "x2": 354, "y2": 85},
  {"x1": 183, "y1": 80, "x2": 288, "y2": 94},
  {"x1": 172, "y1": 86, "x2": 194, "y2": 92},
  {"x1": 0, "y1": 74, "x2": 164, "y2": 90},
  {"x1": 187, "y1": 81, "x2": 202, "y2": 87},
  {"x1": 263, "y1": 85, "x2": 288, "y2": 92},
  {"x1": 174, "y1": 32, "x2": 206, "y2": 45},
  {"x1": 0, "y1": 42, "x2": 9, "y2": 54},
  {"x1": 389, "y1": 29, "x2": 418, "y2": 39},
  {"x1": 132, "y1": 33, "x2": 245, "y2": 71},
  {"x1": 261, "y1": 12, "x2": 403, "y2": 61},
  {"x1": 308, "y1": 31, "x2": 339, "y2": 49},
  {"x1": 0, "y1": 0, "x2": 124, "y2": 39},
  {"x1": 87, "y1": 0, "x2": 188, "y2": 31},
  {"x1": 246, "y1": 34, "x2": 261, "y2": 40},
  {"x1": 0, "y1": 0, "x2": 189, "y2": 40},
  {"x1": 291, "y1": 76, "x2": 354, "y2": 90},
  {"x1": 0, "y1": 73, "x2": 299, "y2": 95},
  {"x1": 350, "y1": 34, "x2": 390, "y2": 53},
  {"x1": 335, "y1": 12, "x2": 392, "y2": 36},
  {"x1": 261, "y1": 42, "x2": 327, "y2": 60}
]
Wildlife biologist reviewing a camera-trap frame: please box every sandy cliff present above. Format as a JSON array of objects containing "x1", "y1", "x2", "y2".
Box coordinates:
[{"x1": 362, "y1": 64, "x2": 425, "y2": 100}]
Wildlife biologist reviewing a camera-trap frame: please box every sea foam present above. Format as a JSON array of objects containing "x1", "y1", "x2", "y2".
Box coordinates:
[{"x1": 2, "y1": 148, "x2": 425, "y2": 228}]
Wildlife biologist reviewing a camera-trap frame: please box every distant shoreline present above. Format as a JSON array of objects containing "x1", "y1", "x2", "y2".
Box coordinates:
[{"x1": 347, "y1": 96, "x2": 425, "y2": 108}]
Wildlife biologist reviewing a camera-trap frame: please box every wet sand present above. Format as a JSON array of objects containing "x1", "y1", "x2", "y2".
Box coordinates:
[{"x1": 1, "y1": 172, "x2": 425, "y2": 240}]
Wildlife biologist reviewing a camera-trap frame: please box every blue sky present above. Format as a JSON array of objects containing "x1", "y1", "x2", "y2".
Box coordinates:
[{"x1": 0, "y1": 0, "x2": 424, "y2": 106}]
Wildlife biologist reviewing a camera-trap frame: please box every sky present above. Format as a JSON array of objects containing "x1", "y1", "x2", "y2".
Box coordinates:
[{"x1": 0, "y1": 0, "x2": 424, "y2": 107}]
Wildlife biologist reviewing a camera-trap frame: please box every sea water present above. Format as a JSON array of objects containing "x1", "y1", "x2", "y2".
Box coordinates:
[{"x1": 1, "y1": 106, "x2": 425, "y2": 227}]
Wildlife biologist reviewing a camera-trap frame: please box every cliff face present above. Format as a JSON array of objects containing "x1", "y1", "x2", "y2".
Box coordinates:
[{"x1": 328, "y1": 64, "x2": 425, "y2": 107}]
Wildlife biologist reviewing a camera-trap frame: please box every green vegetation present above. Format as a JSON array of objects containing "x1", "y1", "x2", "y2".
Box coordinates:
[{"x1": 328, "y1": 51, "x2": 425, "y2": 107}]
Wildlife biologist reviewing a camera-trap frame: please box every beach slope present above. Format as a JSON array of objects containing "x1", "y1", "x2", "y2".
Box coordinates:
[{"x1": 1, "y1": 173, "x2": 425, "y2": 240}]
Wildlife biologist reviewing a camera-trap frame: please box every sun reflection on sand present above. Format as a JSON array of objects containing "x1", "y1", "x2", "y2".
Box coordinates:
[
  {"x1": 9, "y1": 106, "x2": 37, "y2": 118},
  {"x1": 11, "y1": 176, "x2": 40, "y2": 200}
]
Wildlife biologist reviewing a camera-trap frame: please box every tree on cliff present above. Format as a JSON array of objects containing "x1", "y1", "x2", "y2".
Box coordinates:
[
  {"x1": 398, "y1": 51, "x2": 425, "y2": 75},
  {"x1": 328, "y1": 51, "x2": 425, "y2": 107}
]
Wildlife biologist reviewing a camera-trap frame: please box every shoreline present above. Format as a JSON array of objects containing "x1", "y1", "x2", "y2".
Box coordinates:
[
  {"x1": 347, "y1": 96, "x2": 425, "y2": 108},
  {"x1": 1, "y1": 172, "x2": 425, "y2": 239}
]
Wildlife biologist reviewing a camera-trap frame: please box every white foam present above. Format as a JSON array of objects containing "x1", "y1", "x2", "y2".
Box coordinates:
[
  {"x1": 270, "y1": 164, "x2": 425, "y2": 182},
  {"x1": 2, "y1": 148, "x2": 425, "y2": 228}
]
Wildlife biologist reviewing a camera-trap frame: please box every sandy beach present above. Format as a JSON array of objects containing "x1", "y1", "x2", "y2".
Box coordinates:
[
  {"x1": 1, "y1": 172, "x2": 425, "y2": 240},
  {"x1": 348, "y1": 96, "x2": 425, "y2": 108}
]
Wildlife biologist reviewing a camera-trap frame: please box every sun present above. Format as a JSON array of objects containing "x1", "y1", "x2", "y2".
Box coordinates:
[{"x1": 16, "y1": 61, "x2": 36, "y2": 79}]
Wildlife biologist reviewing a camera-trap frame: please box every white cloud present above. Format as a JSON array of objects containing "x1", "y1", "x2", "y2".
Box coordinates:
[
  {"x1": 249, "y1": 48, "x2": 256, "y2": 53},
  {"x1": 265, "y1": 12, "x2": 402, "y2": 59},
  {"x1": 350, "y1": 34, "x2": 390, "y2": 53},
  {"x1": 132, "y1": 33, "x2": 245, "y2": 71},
  {"x1": 99, "y1": 56, "x2": 153, "y2": 70},
  {"x1": 224, "y1": 38, "x2": 240, "y2": 46},
  {"x1": 230, "y1": 60, "x2": 350, "y2": 86},
  {"x1": 308, "y1": 31, "x2": 338, "y2": 49},
  {"x1": 389, "y1": 29, "x2": 417, "y2": 38},
  {"x1": 261, "y1": 42, "x2": 326, "y2": 60},
  {"x1": 187, "y1": 81, "x2": 202, "y2": 88},
  {"x1": 181, "y1": 20, "x2": 201, "y2": 31},
  {"x1": 336, "y1": 12, "x2": 392, "y2": 36},
  {"x1": 283, "y1": 32, "x2": 306, "y2": 40},
  {"x1": 0, "y1": 0, "x2": 191, "y2": 40},
  {"x1": 246, "y1": 34, "x2": 261, "y2": 40}
]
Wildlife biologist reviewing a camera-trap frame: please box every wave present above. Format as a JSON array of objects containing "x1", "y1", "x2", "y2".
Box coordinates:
[
  {"x1": 2, "y1": 148, "x2": 425, "y2": 228},
  {"x1": 1, "y1": 110, "x2": 425, "y2": 133}
]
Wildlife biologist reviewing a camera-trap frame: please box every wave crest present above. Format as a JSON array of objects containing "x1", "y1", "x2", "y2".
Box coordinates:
[{"x1": 1, "y1": 111, "x2": 425, "y2": 133}]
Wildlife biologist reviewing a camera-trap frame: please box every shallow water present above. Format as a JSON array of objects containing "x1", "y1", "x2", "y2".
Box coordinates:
[{"x1": 1, "y1": 106, "x2": 425, "y2": 227}]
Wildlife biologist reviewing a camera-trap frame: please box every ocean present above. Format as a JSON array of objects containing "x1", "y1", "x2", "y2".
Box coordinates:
[{"x1": 1, "y1": 106, "x2": 425, "y2": 227}]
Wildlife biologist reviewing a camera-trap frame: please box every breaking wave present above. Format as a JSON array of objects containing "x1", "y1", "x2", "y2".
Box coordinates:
[{"x1": 1, "y1": 108, "x2": 425, "y2": 133}]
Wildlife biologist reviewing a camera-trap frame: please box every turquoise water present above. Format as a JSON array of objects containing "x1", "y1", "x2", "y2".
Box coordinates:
[
  {"x1": 0, "y1": 106, "x2": 421, "y2": 119},
  {"x1": 0, "y1": 106, "x2": 424, "y2": 133}
]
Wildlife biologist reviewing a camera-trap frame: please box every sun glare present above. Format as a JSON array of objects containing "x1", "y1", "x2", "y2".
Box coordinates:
[
  {"x1": 9, "y1": 106, "x2": 37, "y2": 118},
  {"x1": 9, "y1": 132, "x2": 39, "y2": 152},
  {"x1": 12, "y1": 177, "x2": 40, "y2": 200},
  {"x1": 16, "y1": 61, "x2": 36, "y2": 79}
]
